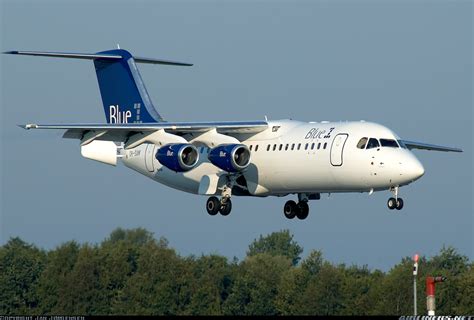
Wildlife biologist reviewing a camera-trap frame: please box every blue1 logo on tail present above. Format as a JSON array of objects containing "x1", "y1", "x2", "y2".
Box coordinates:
[{"x1": 109, "y1": 105, "x2": 132, "y2": 124}]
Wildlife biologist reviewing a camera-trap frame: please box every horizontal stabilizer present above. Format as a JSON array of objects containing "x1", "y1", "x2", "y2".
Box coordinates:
[
  {"x1": 3, "y1": 50, "x2": 192, "y2": 66},
  {"x1": 401, "y1": 140, "x2": 463, "y2": 153},
  {"x1": 3, "y1": 50, "x2": 122, "y2": 60}
]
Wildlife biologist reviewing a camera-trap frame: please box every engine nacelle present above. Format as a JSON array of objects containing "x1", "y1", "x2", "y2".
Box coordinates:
[
  {"x1": 156, "y1": 143, "x2": 199, "y2": 172},
  {"x1": 208, "y1": 144, "x2": 251, "y2": 172}
]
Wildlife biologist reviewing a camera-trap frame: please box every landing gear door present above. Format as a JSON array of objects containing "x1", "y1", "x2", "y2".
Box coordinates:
[
  {"x1": 330, "y1": 134, "x2": 349, "y2": 166},
  {"x1": 145, "y1": 144, "x2": 155, "y2": 172}
]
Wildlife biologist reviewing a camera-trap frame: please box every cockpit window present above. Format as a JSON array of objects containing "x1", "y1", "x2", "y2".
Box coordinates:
[
  {"x1": 366, "y1": 138, "x2": 380, "y2": 149},
  {"x1": 397, "y1": 140, "x2": 407, "y2": 149},
  {"x1": 357, "y1": 137, "x2": 368, "y2": 149},
  {"x1": 380, "y1": 139, "x2": 399, "y2": 148}
]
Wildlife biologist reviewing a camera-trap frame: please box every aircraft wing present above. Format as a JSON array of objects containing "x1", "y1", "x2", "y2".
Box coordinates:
[
  {"x1": 400, "y1": 140, "x2": 463, "y2": 153},
  {"x1": 20, "y1": 121, "x2": 269, "y2": 142}
]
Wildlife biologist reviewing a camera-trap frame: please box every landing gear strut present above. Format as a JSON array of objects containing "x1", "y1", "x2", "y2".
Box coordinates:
[
  {"x1": 284, "y1": 194, "x2": 310, "y2": 220},
  {"x1": 387, "y1": 186, "x2": 404, "y2": 210},
  {"x1": 206, "y1": 175, "x2": 239, "y2": 216}
]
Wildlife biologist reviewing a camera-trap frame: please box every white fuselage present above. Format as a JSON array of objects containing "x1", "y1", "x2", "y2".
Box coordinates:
[{"x1": 122, "y1": 120, "x2": 425, "y2": 197}]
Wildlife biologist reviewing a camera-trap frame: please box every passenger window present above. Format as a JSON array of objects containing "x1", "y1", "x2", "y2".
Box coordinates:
[
  {"x1": 298, "y1": 143, "x2": 301, "y2": 150},
  {"x1": 366, "y1": 138, "x2": 380, "y2": 149},
  {"x1": 267, "y1": 144, "x2": 270, "y2": 151},
  {"x1": 279, "y1": 144, "x2": 283, "y2": 151},
  {"x1": 305, "y1": 143, "x2": 309, "y2": 150},
  {"x1": 255, "y1": 145, "x2": 259, "y2": 151},
  {"x1": 380, "y1": 139, "x2": 399, "y2": 148},
  {"x1": 291, "y1": 143, "x2": 295, "y2": 150},
  {"x1": 311, "y1": 143, "x2": 315, "y2": 150},
  {"x1": 249, "y1": 145, "x2": 253, "y2": 151},
  {"x1": 285, "y1": 144, "x2": 289, "y2": 151},
  {"x1": 273, "y1": 144, "x2": 277, "y2": 151},
  {"x1": 357, "y1": 137, "x2": 368, "y2": 149},
  {"x1": 324, "y1": 142, "x2": 327, "y2": 149},
  {"x1": 318, "y1": 143, "x2": 321, "y2": 150}
]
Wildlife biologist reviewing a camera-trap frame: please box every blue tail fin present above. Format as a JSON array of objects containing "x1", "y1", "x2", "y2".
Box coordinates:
[
  {"x1": 94, "y1": 49, "x2": 163, "y2": 123},
  {"x1": 3, "y1": 49, "x2": 192, "y2": 123}
]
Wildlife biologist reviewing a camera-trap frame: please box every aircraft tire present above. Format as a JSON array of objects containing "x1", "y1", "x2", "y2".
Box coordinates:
[
  {"x1": 296, "y1": 201, "x2": 309, "y2": 220},
  {"x1": 395, "y1": 198, "x2": 404, "y2": 210},
  {"x1": 284, "y1": 200, "x2": 297, "y2": 219},
  {"x1": 206, "y1": 196, "x2": 220, "y2": 216},
  {"x1": 220, "y1": 199, "x2": 232, "y2": 216},
  {"x1": 387, "y1": 197, "x2": 397, "y2": 210}
]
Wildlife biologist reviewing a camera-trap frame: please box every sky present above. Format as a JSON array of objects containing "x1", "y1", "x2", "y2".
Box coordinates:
[{"x1": 1, "y1": 0, "x2": 472, "y2": 271}]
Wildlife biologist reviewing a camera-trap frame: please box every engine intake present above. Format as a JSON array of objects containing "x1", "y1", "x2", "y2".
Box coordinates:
[
  {"x1": 156, "y1": 143, "x2": 199, "y2": 172},
  {"x1": 208, "y1": 144, "x2": 251, "y2": 172}
]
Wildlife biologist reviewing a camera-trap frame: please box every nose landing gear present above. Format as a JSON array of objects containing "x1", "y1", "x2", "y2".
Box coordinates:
[
  {"x1": 387, "y1": 197, "x2": 403, "y2": 210},
  {"x1": 387, "y1": 186, "x2": 404, "y2": 210}
]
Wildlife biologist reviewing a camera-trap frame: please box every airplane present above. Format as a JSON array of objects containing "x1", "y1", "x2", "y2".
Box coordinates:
[{"x1": 4, "y1": 48, "x2": 463, "y2": 220}]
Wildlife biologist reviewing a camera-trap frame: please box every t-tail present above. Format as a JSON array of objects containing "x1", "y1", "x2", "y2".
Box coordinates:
[{"x1": 3, "y1": 49, "x2": 192, "y2": 123}]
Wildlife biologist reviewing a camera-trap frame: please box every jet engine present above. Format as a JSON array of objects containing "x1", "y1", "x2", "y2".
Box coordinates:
[
  {"x1": 156, "y1": 143, "x2": 199, "y2": 172},
  {"x1": 208, "y1": 144, "x2": 251, "y2": 172}
]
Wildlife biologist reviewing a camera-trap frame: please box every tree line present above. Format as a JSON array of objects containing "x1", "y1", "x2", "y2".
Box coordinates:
[{"x1": 0, "y1": 228, "x2": 472, "y2": 315}]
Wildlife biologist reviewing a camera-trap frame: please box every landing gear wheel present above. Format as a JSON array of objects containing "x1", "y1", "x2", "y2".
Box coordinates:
[
  {"x1": 395, "y1": 198, "x2": 404, "y2": 210},
  {"x1": 284, "y1": 200, "x2": 297, "y2": 219},
  {"x1": 219, "y1": 199, "x2": 232, "y2": 216},
  {"x1": 296, "y1": 201, "x2": 309, "y2": 220},
  {"x1": 206, "y1": 196, "x2": 220, "y2": 216},
  {"x1": 387, "y1": 197, "x2": 397, "y2": 210}
]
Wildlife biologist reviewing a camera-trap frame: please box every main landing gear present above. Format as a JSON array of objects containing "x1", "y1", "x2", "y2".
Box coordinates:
[
  {"x1": 283, "y1": 194, "x2": 311, "y2": 220},
  {"x1": 206, "y1": 196, "x2": 232, "y2": 216},
  {"x1": 284, "y1": 200, "x2": 309, "y2": 220},
  {"x1": 206, "y1": 176, "x2": 237, "y2": 216},
  {"x1": 387, "y1": 186, "x2": 404, "y2": 210}
]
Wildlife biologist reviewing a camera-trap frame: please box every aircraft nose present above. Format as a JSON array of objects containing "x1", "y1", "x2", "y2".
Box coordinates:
[{"x1": 407, "y1": 157, "x2": 425, "y2": 181}]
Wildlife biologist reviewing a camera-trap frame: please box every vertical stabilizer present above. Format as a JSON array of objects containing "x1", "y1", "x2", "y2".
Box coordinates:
[{"x1": 94, "y1": 49, "x2": 163, "y2": 123}]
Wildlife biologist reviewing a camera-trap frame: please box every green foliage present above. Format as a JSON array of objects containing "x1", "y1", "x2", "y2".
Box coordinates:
[
  {"x1": 184, "y1": 255, "x2": 234, "y2": 315},
  {"x1": 0, "y1": 228, "x2": 472, "y2": 316},
  {"x1": 0, "y1": 237, "x2": 46, "y2": 314},
  {"x1": 223, "y1": 253, "x2": 292, "y2": 315},
  {"x1": 453, "y1": 263, "x2": 474, "y2": 314},
  {"x1": 299, "y1": 262, "x2": 345, "y2": 315},
  {"x1": 35, "y1": 241, "x2": 80, "y2": 314},
  {"x1": 247, "y1": 229, "x2": 303, "y2": 266},
  {"x1": 340, "y1": 265, "x2": 380, "y2": 315},
  {"x1": 372, "y1": 258, "x2": 413, "y2": 315}
]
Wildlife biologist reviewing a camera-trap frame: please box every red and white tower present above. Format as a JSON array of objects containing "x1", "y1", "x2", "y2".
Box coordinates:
[{"x1": 426, "y1": 276, "x2": 446, "y2": 316}]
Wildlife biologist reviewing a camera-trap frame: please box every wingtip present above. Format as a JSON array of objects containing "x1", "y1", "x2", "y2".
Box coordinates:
[
  {"x1": 18, "y1": 124, "x2": 37, "y2": 130},
  {"x1": 3, "y1": 51, "x2": 19, "y2": 55}
]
